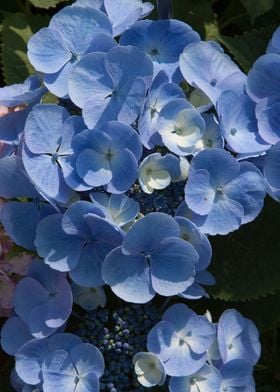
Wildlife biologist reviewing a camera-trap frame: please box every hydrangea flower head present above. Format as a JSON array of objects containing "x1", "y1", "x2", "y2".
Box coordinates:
[
  {"x1": 102, "y1": 213, "x2": 198, "y2": 303},
  {"x1": 184, "y1": 149, "x2": 266, "y2": 235},
  {"x1": 217, "y1": 309, "x2": 261, "y2": 366},
  {"x1": 42, "y1": 342, "x2": 104, "y2": 392},
  {"x1": 13, "y1": 260, "x2": 73, "y2": 338},
  {"x1": 217, "y1": 91, "x2": 270, "y2": 156},
  {"x1": 68, "y1": 45, "x2": 154, "y2": 128},
  {"x1": 35, "y1": 201, "x2": 123, "y2": 287},
  {"x1": 120, "y1": 19, "x2": 200, "y2": 79},
  {"x1": 14, "y1": 333, "x2": 96, "y2": 386},
  {"x1": 67, "y1": 121, "x2": 142, "y2": 193},
  {"x1": 147, "y1": 303, "x2": 216, "y2": 376},
  {"x1": 22, "y1": 104, "x2": 86, "y2": 204},
  {"x1": 28, "y1": 6, "x2": 114, "y2": 97},
  {"x1": 180, "y1": 41, "x2": 246, "y2": 105}
]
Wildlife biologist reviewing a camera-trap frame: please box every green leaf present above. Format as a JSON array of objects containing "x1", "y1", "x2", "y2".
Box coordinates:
[
  {"x1": 173, "y1": 0, "x2": 218, "y2": 39},
  {"x1": 240, "y1": 0, "x2": 274, "y2": 23},
  {"x1": 208, "y1": 197, "x2": 280, "y2": 301},
  {"x1": 1, "y1": 13, "x2": 49, "y2": 85},
  {"x1": 27, "y1": 0, "x2": 69, "y2": 9},
  {"x1": 218, "y1": 26, "x2": 276, "y2": 72}
]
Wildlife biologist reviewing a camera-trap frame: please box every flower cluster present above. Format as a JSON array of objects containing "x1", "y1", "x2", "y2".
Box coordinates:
[{"x1": 0, "y1": 0, "x2": 279, "y2": 390}]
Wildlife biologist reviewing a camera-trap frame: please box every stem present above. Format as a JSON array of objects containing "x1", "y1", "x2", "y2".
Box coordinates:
[{"x1": 156, "y1": 0, "x2": 173, "y2": 19}]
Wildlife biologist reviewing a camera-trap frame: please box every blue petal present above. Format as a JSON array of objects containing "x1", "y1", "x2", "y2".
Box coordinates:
[
  {"x1": 150, "y1": 237, "x2": 197, "y2": 296},
  {"x1": 35, "y1": 214, "x2": 84, "y2": 272},
  {"x1": 0, "y1": 156, "x2": 38, "y2": 198},
  {"x1": 163, "y1": 303, "x2": 195, "y2": 335},
  {"x1": 69, "y1": 243, "x2": 105, "y2": 287},
  {"x1": 101, "y1": 120, "x2": 142, "y2": 160},
  {"x1": 147, "y1": 321, "x2": 178, "y2": 362},
  {"x1": 90, "y1": 192, "x2": 139, "y2": 227},
  {"x1": 1, "y1": 317, "x2": 32, "y2": 355},
  {"x1": 22, "y1": 145, "x2": 73, "y2": 204},
  {"x1": 104, "y1": 0, "x2": 153, "y2": 36},
  {"x1": 70, "y1": 343, "x2": 104, "y2": 378},
  {"x1": 76, "y1": 149, "x2": 112, "y2": 187},
  {"x1": 13, "y1": 277, "x2": 49, "y2": 324},
  {"x1": 28, "y1": 28, "x2": 71, "y2": 73},
  {"x1": 256, "y1": 97, "x2": 280, "y2": 144},
  {"x1": 16, "y1": 338, "x2": 50, "y2": 385},
  {"x1": 102, "y1": 246, "x2": 155, "y2": 303},
  {"x1": 120, "y1": 19, "x2": 200, "y2": 79},
  {"x1": 180, "y1": 40, "x2": 244, "y2": 104},
  {"x1": 217, "y1": 91, "x2": 270, "y2": 155},
  {"x1": 68, "y1": 52, "x2": 113, "y2": 109},
  {"x1": 164, "y1": 343, "x2": 207, "y2": 377},
  {"x1": 184, "y1": 169, "x2": 216, "y2": 215},
  {"x1": 169, "y1": 364, "x2": 221, "y2": 392},
  {"x1": 190, "y1": 148, "x2": 240, "y2": 187},
  {"x1": 175, "y1": 216, "x2": 212, "y2": 270},
  {"x1": 193, "y1": 195, "x2": 244, "y2": 235},
  {"x1": 264, "y1": 141, "x2": 280, "y2": 189},
  {"x1": 61, "y1": 200, "x2": 104, "y2": 237},
  {"x1": 42, "y1": 350, "x2": 76, "y2": 392},
  {"x1": 106, "y1": 149, "x2": 138, "y2": 193},
  {"x1": 44, "y1": 62, "x2": 73, "y2": 98},
  {"x1": 0, "y1": 200, "x2": 55, "y2": 250},
  {"x1": 246, "y1": 53, "x2": 280, "y2": 102},
  {"x1": 223, "y1": 162, "x2": 266, "y2": 224},
  {"x1": 122, "y1": 212, "x2": 180, "y2": 255},
  {"x1": 49, "y1": 6, "x2": 112, "y2": 54},
  {"x1": 24, "y1": 104, "x2": 69, "y2": 154}
]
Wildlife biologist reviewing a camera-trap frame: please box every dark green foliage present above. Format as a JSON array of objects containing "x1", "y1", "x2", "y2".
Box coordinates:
[{"x1": 209, "y1": 197, "x2": 280, "y2": 301}]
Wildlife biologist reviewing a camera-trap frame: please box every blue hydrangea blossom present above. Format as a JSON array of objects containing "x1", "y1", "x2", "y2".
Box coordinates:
[
  {"x1": 102, "y1": 213, "x2": 198, "y2": 303},
  {"x1": 184, "y1": 149, "x2": 266, "y2": 235},
  {"x1": 217, "y1": 91, "x2": 270, "y2": 156},
  {"x1": 13, "y1": 260, "x2": 73, "y2": 338},
  {"x1": 120, "y1": 19, "x2": 200, "y2": 79},
  {"x1": 35, "y1": 201, "x2": 123, "y2": 287},
  {"x1": 217, "y1": 309, "x2": 261, "y2": 366},
  {"x1": 28, "y1": 6, "x2": 114, "y2": 97},
  {"x1": 68, "y1": 45, "x2": 154, "y2": 128},
  {"x1": 22, "y1": 104, "x2": 86, "y2": 204},
  {"x1": 65, "y1": 121, "x2": 142, "y2": 193},
  {"x1": 147, "y1": 303, "x2": 216, "y2": 376},
  {"x1": 180, "y1": 41, "x2": 246, "y2": 105}
]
